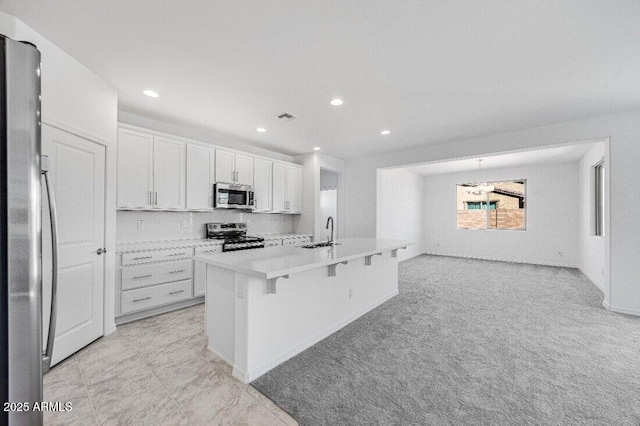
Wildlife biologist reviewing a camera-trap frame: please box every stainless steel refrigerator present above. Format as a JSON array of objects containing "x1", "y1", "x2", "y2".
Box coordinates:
[{"x1": 1, "y1": 34, "x2": 58, "y2": 426}]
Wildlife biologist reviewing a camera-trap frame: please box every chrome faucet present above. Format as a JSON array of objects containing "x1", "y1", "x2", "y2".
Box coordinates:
[{"x1": 326, "y1": 216, "x2": 334, "y2": 244}]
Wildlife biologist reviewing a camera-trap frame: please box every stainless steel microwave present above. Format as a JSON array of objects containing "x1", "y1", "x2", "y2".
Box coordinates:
[{"x1": 214, "y1": 183, "x2": 255, "y2": 210}]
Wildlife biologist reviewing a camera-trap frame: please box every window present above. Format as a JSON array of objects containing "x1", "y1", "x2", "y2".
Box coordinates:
[
  {"x1": 594, "y1": 162, "x2": 604, "y2": 237},
  {"x1": 457, "y1": 180, "x2": 526, "y2": 230}
]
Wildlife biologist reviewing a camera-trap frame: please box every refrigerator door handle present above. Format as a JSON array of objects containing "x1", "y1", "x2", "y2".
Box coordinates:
[{"x1": 41, "y1": 155, "x2": 58, "y2": 374}]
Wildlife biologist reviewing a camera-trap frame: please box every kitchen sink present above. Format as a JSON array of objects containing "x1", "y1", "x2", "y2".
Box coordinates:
[{"x1": 300, "y1": 241, "x2": 342, "y2": 249}]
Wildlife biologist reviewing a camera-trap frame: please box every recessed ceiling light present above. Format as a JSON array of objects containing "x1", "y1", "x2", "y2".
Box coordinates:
[
  {"x1": 380, "y1": 130, "x2": 391, "y2": 135},
  {"x1": 313, "y1": 147, "x2": 321, "y2": 151},
  {"x1": 330, "y1": 98, "x2": 343, "y2": 106},
  {"x1": 256, "y1": 127, "x2": 266, "y2": 133},
  {"x1": 143, "y1": 89, "x2": 159, "y2": 98}
]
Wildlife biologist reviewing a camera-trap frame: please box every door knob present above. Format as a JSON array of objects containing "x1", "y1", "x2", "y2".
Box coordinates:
[{"x1": 96, "y1": 248, "x2": 106, "y2": 255}]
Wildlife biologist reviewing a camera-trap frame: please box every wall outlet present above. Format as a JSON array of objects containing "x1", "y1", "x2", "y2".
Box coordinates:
[
  {"x1": 348, "y1": 288, "x2": 353, "y2": 299},
  {"x1": 137, "y1": 220, "x2": 145, "y2": 230},
  {"x1": 436, "y1": 242, "x2": 440, "y2": 248},
  {"x1": 558, "y1": 251, "x2": 563, "y2": 257},
  {"x1": 180, "y1": 220, "x2": 187, "y2": 229}
]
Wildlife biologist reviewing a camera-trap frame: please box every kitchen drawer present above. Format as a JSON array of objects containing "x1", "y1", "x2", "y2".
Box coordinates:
[
  {"x1": 121, "y1": 247, "x2": 193, "y2": 266},
  {"x1": 122, "y1": 260, "x2": 192, "y2": 290},
  {"x1": 195, "y1": 245, "x2": 222, "y2": 256},
  {"x1": 121, "y1": 279, "x2": 192, "y2": 314}
]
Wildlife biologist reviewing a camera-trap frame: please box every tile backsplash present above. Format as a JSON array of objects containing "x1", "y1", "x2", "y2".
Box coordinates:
[{"x1": 117, "y1": 210, "x2": 297, "y2": 243}]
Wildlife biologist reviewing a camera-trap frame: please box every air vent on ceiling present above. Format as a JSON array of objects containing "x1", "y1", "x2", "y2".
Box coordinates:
[{"x1": 277, "y1": 112, "x2": 297, "y2": 121}]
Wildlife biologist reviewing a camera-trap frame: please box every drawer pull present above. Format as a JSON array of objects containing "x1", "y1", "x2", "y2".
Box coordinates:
[
  {"x1": 169, "y1": 269, "x2": 186, "y2": 274},
  {"x1": 133, "y1": 296, "x2": 152, "y2": 303},
  {"x1": 132, "y1": 256, "x2": 152, "y2": 260},
  {"x1": 168, "y1": 252, "x2": 187, "y2": 257},
  {"x1": 133, "y1": 274, "x2": 152, "y2": 280},
  {"x1": 169, "y1": 290, "x2": 185, "y2": 295}
]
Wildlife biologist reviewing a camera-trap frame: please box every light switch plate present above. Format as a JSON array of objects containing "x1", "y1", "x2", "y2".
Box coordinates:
[{"x1": 137, "y1": 220, "x2": 145, "y2": 230}]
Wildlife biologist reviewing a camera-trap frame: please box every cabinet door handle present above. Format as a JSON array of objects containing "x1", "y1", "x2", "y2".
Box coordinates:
[
  {"x1": 169, "y1": 290, "x2": 185, "y2": 295},
  {"x1": 132, "y1": 274, "x2": 152, "y2": 280},
  {"x1": 133, "y1": 296, "x2": 152, "y2": 303},
  {"x1": 132, "y1": 256, "x2": 152, "y2": 260},
  {"x1": 155, "y1": 192, "x2": 158, "y2": 205},
  {"x1": 169, "y1": 269, "x2": 186, "y2": 274},
  {"x1": 149, "y1": 191, "x2": 152, "y2": 205}
]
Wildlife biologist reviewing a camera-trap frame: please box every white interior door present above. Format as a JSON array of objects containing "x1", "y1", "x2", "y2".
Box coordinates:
[{"x1": 42, "y1": 125, "x2": 105, "y2": 366}]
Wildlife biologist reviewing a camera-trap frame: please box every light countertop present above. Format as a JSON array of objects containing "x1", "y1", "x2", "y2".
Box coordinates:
[
  {"x1": 195, "y1": 238, "x2": 411, "y2": 279},
  {"x1": 116, "y1": 233, "x2": 313, "y2": 254}
]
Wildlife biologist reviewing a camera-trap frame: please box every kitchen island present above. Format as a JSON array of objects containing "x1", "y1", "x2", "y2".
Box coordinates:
[{"x1": 195, "y1": 238, "x2": 410, "y2": 383}]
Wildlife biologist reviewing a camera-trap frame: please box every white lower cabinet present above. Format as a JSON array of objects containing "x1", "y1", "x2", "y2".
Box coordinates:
[
  {"x1": 193, "y1": 245, "x2": 222, "y2": 297},
  {"x1": 121, "y1": 280, "x2": 192, "y2": 315},
  {"x1": 117, "y1": 243, "x2": 222, "y2": 322}
]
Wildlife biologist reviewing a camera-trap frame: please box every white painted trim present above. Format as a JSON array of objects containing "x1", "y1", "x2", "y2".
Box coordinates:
[
  {"x1": 603, "y1": 302, "x2": 640, "y2": 317},
  {"x1": 238, "y1": 289, "x2": 399, "y2": 383},
  {"x1": 114, "y1": 297, "x2": 204, "y2": 325},
  {"x1": 422, "y1": 252, "x2": 576, "y2": 268},
  {"x1": 43, "y1": 118, "x2": 112, "y2": 147},
  {"x1": 206, "y1": 345, "x2": 235, "y2": 366},
  {"x1": 577, "y1": 267, "x2": 604, "y2": 293}
]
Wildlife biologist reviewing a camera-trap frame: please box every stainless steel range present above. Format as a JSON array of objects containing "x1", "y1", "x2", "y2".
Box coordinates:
[{"x1": 206, "y1": 223, "x2": 265, "y2": 252}]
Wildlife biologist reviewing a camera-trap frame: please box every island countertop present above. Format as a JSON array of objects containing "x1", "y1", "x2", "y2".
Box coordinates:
[{"x1": 194, "y1": 237, "x2": 411, "y2": 280}]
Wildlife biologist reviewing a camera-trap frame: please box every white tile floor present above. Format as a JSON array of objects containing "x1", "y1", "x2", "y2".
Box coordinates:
[{"x1": 44, "y1": 304, "x2": 298, "y2": 425}]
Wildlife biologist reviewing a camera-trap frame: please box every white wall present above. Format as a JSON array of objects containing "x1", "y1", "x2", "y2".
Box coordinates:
[
  {"x1": 0, "y1": 11, "x2": 119, "y2": 333},
  {"x1": 343, "y1": 109, "x2": 640, "y2": 315},
  {"x1": 376, "y1": 168, "x2": 424, "y2": 261},
  {"x1": 421, "y1": 163, "x2": 578, "y2": 267},
  {"x1": 578, "y1": 142, "x2": 606, "y2": 291},
  {"x1": 116, "y1": 210, "x2": 296, "y2": 243}
]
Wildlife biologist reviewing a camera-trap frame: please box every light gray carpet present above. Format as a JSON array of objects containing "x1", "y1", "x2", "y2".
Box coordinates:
[{"x1": 252, "y1": 255, "x2": 640, "y2": 425}]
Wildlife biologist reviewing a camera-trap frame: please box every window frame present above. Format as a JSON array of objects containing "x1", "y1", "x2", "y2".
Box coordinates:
[
  {"x1": 456, "y1": 179, "x2": 527, "y2": 231},
  {"x1": 594, "y1": 161, "x2": 605, "y2": 237}
]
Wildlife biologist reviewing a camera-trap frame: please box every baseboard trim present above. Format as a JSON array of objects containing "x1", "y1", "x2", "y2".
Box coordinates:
[
  {"x1": 115, "y1": 296, "x2": 204, "y2": 325},
  {"x1": 206, "y1": 345, "x2": 234, "y2": 366},
  {"x1": 422, "y1": 252, "x2": 576, "y2": 269},
  {"x1": 576, "y1": 267, "x2": 604, "y2": 293},
  {"x1": 602, "y1": 302, "x2": 640, "y2": 317},
  {"x1": 240, "y1": 289, "x2": 400, "y2": 384}
]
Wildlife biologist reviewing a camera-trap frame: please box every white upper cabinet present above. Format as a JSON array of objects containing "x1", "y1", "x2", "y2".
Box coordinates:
[
  {"x1": 272, "y1": 162, "x2": 287, "y2": 212},
  {"x1": 153, "y1": 136, "x2": 186, "y2": 209},
  {"x1": 235, "y1": 153, "x2": 254, "y2": 186},
  {"x1": 186, "y1": 144, "x2": 215, "y2": 210},
  {"x1": 272, "y1": 162, "x2": 302, "y2": 214},
  {"x1": 117, "y1": 127, "x2": 154, "y2": 209},
  {"x1": 216, "y1": 149, "x2": 254, "y2": 185},
  {"x1": 117, "y1": 123, "x2": 300, "y2": 213},
  {"x1": 215, "y1": 149, "x2": 235, "y2": 184},
  {"x1": 253, "y1": 158, "x2": 272, "y2": 212},
  {"x1": 286, "y1": 166, "x2": 301, "y2": 213}
]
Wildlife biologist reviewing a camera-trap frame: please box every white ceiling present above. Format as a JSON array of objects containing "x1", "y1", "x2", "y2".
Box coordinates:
[
  {"x1": 404, "y1": 143, "x2": 596, "y2": 176},
  {"x1": 2, "y1": 1, "x2": 639, "y2": 159}
]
